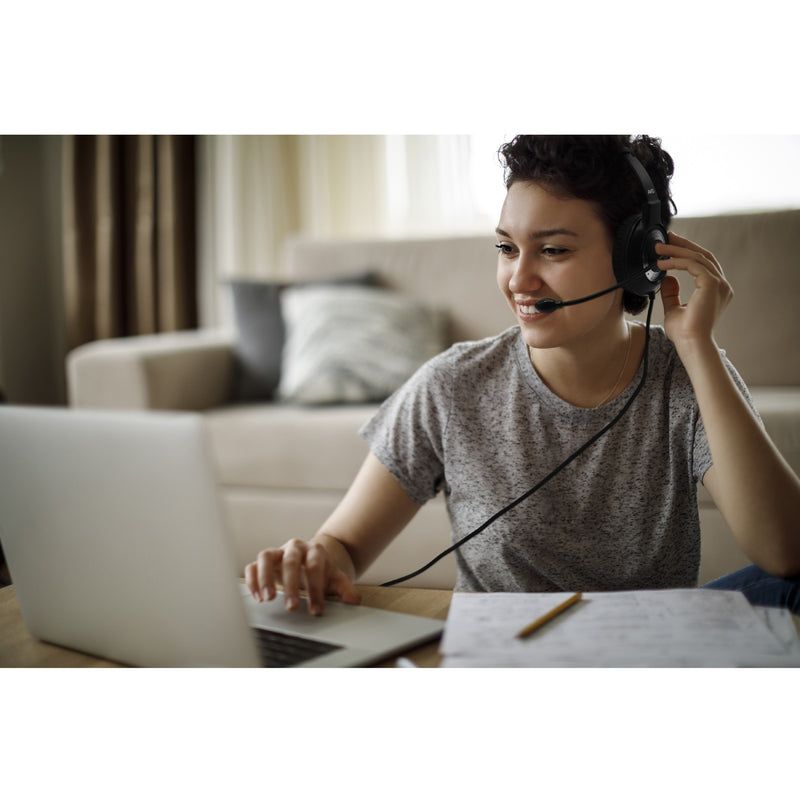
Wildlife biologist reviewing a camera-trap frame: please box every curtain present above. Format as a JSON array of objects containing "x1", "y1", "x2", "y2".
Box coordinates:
[
  {"x1": 62, "y1": 135, "x2": 197, "y2": 351},
  {"x1": 197, "y1": 135, "x2": 488, "y2": 328}
]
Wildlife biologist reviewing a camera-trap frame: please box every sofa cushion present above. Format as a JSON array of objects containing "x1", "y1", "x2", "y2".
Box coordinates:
[
  {"x1": 696, "y1": 386, "x2": 800, "y2": 506},
  {"x1": 278, "y1": 284, "x2": 449, "y2": 404},
  {"x1": 749, "y1": 387, "x2": 800, "y2": 474},
  {"x1": 228, "y1": 271, "x2": 379, "y2": 402},
  {"x1": 204, "y1": 403, "x2": 378, "y2": 490}
]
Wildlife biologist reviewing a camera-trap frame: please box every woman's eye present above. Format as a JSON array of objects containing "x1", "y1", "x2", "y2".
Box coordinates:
[{"x1": 496, "y1": 243, "x2": 568, "y2": 258}]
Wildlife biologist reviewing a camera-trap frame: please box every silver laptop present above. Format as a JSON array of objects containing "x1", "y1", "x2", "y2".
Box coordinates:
[{"x1": 0, "y1": 405, "x2": 443, "y2": 667}]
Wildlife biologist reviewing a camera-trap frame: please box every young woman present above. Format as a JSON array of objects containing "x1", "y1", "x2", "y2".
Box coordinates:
[{"x1": 244, "y1": 135, "x2": 800, "y2": 616}]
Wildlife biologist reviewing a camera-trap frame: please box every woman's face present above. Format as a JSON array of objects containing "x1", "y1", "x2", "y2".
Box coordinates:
[{"x1": 496, "y1": 180, "x2": 621, "y2": 350}]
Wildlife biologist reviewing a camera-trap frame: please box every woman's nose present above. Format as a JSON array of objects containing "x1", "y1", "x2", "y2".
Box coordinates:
[{"x1": 508, "y1": 255, "x2": 544, "y2": 295}]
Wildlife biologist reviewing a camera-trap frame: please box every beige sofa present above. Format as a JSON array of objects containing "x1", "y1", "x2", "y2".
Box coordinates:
[{"x1": 67, "y1": 210, "x2": 800, "y2": 589}]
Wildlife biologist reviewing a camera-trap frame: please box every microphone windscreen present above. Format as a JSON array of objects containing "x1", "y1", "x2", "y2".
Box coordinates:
[{"x1": 534, "y1": 298, "x2": 561, "y2": 313}]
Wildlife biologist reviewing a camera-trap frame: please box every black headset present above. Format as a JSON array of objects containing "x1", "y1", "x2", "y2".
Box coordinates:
[
  {"x1": 381, "y1": 147, "x2": 667, "y2": 587},
  {"x1": 612, "y1": 151, "x2": 669, "y2": 296}
]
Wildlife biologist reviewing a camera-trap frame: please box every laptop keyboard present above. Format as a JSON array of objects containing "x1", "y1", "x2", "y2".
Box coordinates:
[{"x1": 253, "y1": 627, "x2": 343, "y2": 667}]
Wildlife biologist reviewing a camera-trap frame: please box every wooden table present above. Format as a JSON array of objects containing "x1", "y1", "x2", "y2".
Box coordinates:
[
  {"x1": 0, "y1": 584, "x2": 452, "y2": 668},
  {"x1": 4, "y1": 583, "x2": 797, "y2": 667}
]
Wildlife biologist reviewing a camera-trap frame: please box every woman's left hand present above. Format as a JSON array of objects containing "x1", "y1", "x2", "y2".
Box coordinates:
[{"x1": 654, "y1": 231, "x2": 734, "y2": 354}]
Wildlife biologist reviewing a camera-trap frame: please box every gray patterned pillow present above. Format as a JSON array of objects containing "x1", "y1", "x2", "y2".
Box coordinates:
[
  {"x1": 278, "y1": 284, "x2": 449, "y2": 404},
  {"x1": 228, "y1": 271, "x2": 378, "y2": 402}
]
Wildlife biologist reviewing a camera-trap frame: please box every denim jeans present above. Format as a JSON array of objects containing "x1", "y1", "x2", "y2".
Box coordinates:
[{"x1": 701, "y1": 565, "x2": 800, "y2": 614}]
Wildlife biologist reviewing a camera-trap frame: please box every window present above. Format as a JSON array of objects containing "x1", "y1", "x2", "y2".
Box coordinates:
[{"x1": 468, "y1": 134, "x2": 800, "y2": 219}]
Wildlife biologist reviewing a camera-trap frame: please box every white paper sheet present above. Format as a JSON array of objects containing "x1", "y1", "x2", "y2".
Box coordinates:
[{"x1": 440, "y1": 589, "x2": 800, "y2": 667}]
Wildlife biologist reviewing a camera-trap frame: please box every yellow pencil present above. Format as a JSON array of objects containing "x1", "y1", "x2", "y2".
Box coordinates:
[{"x1": 516, "y1": 592, "x2": 583, "y2": 639}]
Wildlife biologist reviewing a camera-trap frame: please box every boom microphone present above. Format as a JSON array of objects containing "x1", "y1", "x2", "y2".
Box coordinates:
[
  {"x1": 534, "y1": 278, "x2": 632, "y2": 313},
  {"x1": 534, "y1": 254, "x2": 668, "y2": 313}
]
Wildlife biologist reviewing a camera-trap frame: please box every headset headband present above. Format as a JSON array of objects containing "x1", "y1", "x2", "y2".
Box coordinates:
[{"x1": 623, "y1": 150, "x2": 663, "y2": 228}]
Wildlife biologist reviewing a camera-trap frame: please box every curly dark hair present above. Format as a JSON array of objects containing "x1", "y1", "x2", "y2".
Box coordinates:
[{"x1": 497, "y1": 135, "x2": 676, "y2": 314}]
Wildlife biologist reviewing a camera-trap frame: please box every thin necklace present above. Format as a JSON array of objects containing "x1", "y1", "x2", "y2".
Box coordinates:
[{"x1": 592, "y1": 324, "x2": 632, "y2": 408}]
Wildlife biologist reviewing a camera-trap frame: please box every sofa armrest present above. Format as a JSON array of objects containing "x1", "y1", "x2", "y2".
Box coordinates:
[{"x1": 67, "y1": 329, "x2": 236, "y2": 411}]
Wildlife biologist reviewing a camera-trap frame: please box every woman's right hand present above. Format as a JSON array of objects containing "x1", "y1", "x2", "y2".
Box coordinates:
[
  {"x1": 243, "y1": 453, "x2": 420, "y2": 616},
  {"x1": 243, "y1": 537, "x2": 361, "y2": 616}
]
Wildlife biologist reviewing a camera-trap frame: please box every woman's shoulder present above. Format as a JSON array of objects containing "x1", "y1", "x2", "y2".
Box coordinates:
[
  {"x1": 439, "y1": 326, "x2": 522, "y2": 370},
  {"x1": 385, "y1": 327, "x2": 521, "y2": 406},
  {"x1": 637, "y1": 324, "x2": 680, "y2": 371}
]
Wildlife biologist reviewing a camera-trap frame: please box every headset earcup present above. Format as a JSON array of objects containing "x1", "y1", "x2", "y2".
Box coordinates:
[
  {"x1": 612, "y1": 215, "x2": 641, "y2": 287},
  {"x1": 613, "y1": 214, "x2": 667, "y2": 297}
]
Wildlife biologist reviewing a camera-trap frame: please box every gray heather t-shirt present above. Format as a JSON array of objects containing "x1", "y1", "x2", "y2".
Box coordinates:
[{"x1": 360, "y1": 325, "x2": 755, "y2": 593}]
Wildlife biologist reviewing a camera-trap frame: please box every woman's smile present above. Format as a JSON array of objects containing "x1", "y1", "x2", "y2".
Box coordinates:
[{"x1": 514, "y1": 299, "x2": 553, "y2": 322}]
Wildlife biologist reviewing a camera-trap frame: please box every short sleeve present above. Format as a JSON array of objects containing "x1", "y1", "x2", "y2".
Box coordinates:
[{"x1": 359, "y1": 349, "x2": 455, "y2": 506}]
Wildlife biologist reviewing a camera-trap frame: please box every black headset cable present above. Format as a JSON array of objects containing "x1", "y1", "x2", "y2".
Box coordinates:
[{"x1": 380, "y1": 292, "x2": 656, "y2": 587}]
